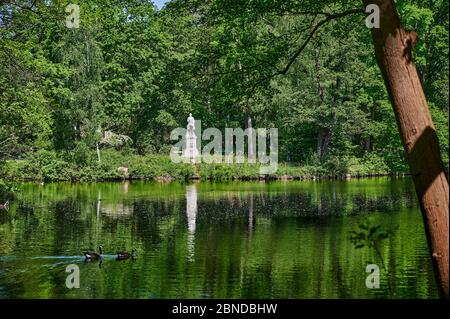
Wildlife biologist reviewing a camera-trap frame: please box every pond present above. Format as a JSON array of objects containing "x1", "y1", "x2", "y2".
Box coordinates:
[{"x1": 0, "y1": 178, "x2": 438, "y2": 298}]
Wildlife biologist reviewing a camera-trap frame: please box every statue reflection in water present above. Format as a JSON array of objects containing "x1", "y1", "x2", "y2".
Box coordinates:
[
  {"x1": 185, "y1": 185, "x2": 254, "y2": 261},
  {"x1": 248, "y1": 193, "x2": 253, "y2": 235},
  {"x1": 186, "y1": 184, "x2": 198, "y2": 261}
]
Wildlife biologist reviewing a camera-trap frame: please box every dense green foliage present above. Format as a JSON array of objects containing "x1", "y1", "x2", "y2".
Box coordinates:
[{"x1": 0, "y1": 0, "x2": 448, "y2": 182}]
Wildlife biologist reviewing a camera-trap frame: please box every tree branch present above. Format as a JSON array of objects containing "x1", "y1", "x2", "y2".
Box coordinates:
[
  {"x1": 1, "y1": 0, "x2": 43, "y2": 19},
  {"x1": 278, "y1": 8, "x2": 364, "y2": 76},
  {"x1": 246, "y1": 8, "x2": 365, "y2": 95}
]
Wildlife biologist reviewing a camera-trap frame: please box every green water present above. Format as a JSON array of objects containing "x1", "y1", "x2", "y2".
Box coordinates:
[{"x1": 0, "y1": 178, "x2": 438, "y2": 298}]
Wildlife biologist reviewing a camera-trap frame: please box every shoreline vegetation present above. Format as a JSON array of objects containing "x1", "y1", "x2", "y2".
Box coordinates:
[
  {"x1": 0, "y1": 1, "x2": 447, "y2": 190},
  {"x1": 0, "y1": 149, "x2": 415, "y2": 183}
]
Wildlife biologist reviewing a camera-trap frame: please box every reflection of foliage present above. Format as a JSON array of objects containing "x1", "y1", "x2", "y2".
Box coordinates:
[
  {"x1": 0, "y1": 181, "x2": 439, "y2": 298},
  {"x1": 0, "y1": 179, "x2": 18, "y2": 201},
  {"x1": 350, "y1": 220, "x2": 396, "y2": 250},
  {"x1": 350, "y1": 218, "x2": 398, "y2": 296}
]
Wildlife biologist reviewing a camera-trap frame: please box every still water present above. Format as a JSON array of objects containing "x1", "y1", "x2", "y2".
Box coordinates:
[{"x1": 0, "y1": 178, "x2": 438, "y2": 298}]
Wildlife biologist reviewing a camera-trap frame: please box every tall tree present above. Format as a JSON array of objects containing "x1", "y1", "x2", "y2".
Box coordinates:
[{"x1": 362, "y1": 0, "x2": 448, "y2": 298}]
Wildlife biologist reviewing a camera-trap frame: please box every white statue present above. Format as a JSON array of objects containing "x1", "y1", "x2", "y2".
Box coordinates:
[
  {"x1": 187, "y1": 113, "x2": 195, "y2": 131},
  {"x1": 183, "y1": 113, "x2": 199, "y2": 162}
]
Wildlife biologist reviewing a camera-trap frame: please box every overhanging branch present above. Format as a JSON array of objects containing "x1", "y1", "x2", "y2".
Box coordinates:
[
  {"x1": 279, "y1": 8, "x2": 364, "y2": 75},
  {"x1": 246, "y1": 8, "x2": 365, "y2": 95}
]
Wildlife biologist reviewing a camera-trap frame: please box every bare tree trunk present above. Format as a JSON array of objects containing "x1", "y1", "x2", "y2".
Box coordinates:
[
  {"x1": 364, "y1": 137, "x2": 371, "y2": 152},
  {"x1": 244, "y1": 100, "x2": 255, "y2": 162},
  {"x1": 362, "y1": 0, "x2": 449, "y2": 298},
  {"x1": 317, "y1": 130, "x2": 324, "y2": 158},
  {"x1": 317, "y1": 129, "x2": 330, "y2": 160},
  {"x1": 247, "y1": 116, "x2": 255, "y2": 161},
  {"x1": 96, "y1": 142, "x2": 101, "y2": 163},
  {"x1": 313, "y1": 49, "x2": 329, "y2": 160}
]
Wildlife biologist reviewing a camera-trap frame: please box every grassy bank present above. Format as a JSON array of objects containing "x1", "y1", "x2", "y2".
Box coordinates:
[{"x1": 0, "y1": 149, "x2": 410, "y2": 183}]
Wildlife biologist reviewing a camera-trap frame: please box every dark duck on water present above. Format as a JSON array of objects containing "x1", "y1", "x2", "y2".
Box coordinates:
[
  {"x1": 83, "y1": 245, "x2": 103, "y2": 261},
  {"x1": 116, "y1": 248, "x2": 136, "y2": 260}
]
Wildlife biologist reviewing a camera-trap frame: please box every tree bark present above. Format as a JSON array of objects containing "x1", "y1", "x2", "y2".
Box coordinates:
[
  {"x1": 96, "y1": 142, "x2": 101, "y2": 163},
  {"x1": 246, "y1": 115, "x2": 255, "y2": 161},
  {"x1": 317, "y1": 128, "x2": 330, "y2": 160},
  {"x1": 362, "y1": 0, "x2": 449, "y2": 298}
]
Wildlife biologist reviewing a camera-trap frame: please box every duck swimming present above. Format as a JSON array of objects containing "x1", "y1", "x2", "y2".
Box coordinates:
[
  {"x1": 83, "y1": 245, "x2": 103, "y2": 261},
  {"x1": 116, "y1": 248, "x2": 136, "y2": 261}
]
